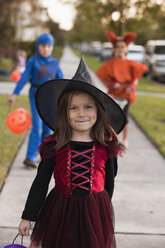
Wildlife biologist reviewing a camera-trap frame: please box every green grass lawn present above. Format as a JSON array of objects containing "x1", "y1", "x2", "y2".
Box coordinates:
[
  {"x1": 72, "y1": 49, "x2": 165, "y2": 93},
  {"x1": 0, "y1": 56, "x2": 14, "y2": 71},
  {"x1": 52, "y1": 45, "x2": 64, "y2": 60},
  {"x1": 0, "y1": 96, "x2": 30, "y2": 189},
  {"x1": 137, "y1": 77, "x2": 165, "y2": 93},
  {"x1": 130, "y1": 95, "x2": 165, "y2": 157},
  {"x1": 73, "y1": 49, "x2": 103, "y2": 72}
]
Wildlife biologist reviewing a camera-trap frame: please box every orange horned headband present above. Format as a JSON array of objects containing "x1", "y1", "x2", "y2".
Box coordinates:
[{"x1": 105, "y1": 31, "x2": 137, "y2": 46}]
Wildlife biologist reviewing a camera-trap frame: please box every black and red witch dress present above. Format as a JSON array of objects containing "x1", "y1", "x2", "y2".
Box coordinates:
[{"x1": 22, "y1": 136, "x2": 121, "y2": 248}]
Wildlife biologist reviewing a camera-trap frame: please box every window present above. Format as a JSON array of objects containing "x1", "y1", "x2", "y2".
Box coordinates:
[{"x1": 154, "y1": 46, "x2": 165, "y2": 54}]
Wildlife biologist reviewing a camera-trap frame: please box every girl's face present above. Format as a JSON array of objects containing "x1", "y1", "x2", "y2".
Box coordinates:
[
  {"x1": 113, "y1": 41, "x2": 128, "y2": 59},
  {"x1": 38, "y1": 44, "x2": 53, "y2": 57},
  {"x1": 68, "y1": 92, "x2": 97, "y2": 138}
]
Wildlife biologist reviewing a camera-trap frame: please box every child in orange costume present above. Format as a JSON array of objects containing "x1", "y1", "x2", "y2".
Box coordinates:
[{"x1": 96, "y1": 31, "x2": 148, "y2": 148}]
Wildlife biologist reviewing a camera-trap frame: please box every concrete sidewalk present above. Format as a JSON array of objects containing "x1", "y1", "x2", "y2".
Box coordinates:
[{"x1": 0, "y1": 47, "x2": 165, "y2": 247}]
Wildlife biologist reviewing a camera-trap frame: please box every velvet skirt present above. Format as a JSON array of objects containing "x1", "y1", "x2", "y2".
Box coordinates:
[{"x1": 29, "y1": 189, "x2": 116, "y2": 248}]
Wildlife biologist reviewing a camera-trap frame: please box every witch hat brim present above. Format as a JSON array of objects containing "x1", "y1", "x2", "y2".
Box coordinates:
[{"x1": 35, "y1": 58, "x2": 126, "y2": 134}]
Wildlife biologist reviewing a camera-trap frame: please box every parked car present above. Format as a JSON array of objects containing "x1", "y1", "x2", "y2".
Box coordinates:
[
  {"x1": 100, "y1": 42, "x2": 113, "y2": 61},
  {"x1": 79, "y1": 42, "x2": 89, "y2": 53},
  {"x1": 127, "y1": 44, "x2": 145, "y2": 63},
  {"x1": 90, "y1": 41, "x2": 102, "y2": 56},
  {"x1": 143, "y1": 40, "x2": 165, "y2": 81}
]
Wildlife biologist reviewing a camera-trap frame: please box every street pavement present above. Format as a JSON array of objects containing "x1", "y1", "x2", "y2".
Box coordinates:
[{"x1": 0, "y1": 47, "x2": 165, "y2": 247}]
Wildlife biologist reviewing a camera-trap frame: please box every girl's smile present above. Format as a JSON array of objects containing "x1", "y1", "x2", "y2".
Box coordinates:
[{"x1": 68, "y1": 92, "x2": 97, "y2": 138}]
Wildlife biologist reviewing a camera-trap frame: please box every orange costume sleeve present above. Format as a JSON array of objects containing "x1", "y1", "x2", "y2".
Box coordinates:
[{"x1": 96, "y1": 58, "x2": 148, "y2": 103}]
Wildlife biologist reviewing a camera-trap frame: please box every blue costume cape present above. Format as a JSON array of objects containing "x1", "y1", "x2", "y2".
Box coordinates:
[{"x1": 13, "y1": 33, "x2": 63, "y2": 162}]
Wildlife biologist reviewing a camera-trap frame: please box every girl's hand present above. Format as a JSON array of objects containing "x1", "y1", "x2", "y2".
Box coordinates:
[
  {"x1": 125, "y1": 87, "x2": 133, "y2": 94},
  {"x1": 7, "y1": 94, "x2": 16, "y2": 107},
  {"x1": 113, "y1": 82, "x2": 121, "y2": 89},
  {"x1": 18, "y1": 219, "x2": 31, "y2": 236}
]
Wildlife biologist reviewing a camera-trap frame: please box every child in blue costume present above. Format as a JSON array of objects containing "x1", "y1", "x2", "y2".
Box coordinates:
[{"x1": 8, "y1": 33, "x2": 63, "y2": 169}]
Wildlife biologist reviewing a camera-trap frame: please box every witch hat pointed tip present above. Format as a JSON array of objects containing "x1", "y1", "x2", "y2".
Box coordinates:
[
  {"x1": 72, "y1": 57, "x2": 93, "y2": 85},
  {"x1": 78, "y1": 56, "x2": 87, "y2": 69},
  {"x1": 80, "y1": 56, "x2": 85, "y2": 62}
]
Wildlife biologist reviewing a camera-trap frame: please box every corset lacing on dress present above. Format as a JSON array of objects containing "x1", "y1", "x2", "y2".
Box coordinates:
[{"x1": 67, "y1": 142, "x2": 96, "y2": 194}]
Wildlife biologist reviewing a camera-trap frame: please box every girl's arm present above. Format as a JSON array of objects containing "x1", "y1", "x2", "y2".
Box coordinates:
[
  {"x1": 125, "y1": 78, "x2": 139, "y2": 94},
  {"x1": 13, "y1": 57, "x2": 34, "y2": 95},
  {"x1": 7, "y1": 57, "x2": 33, "y2": 106},
  {"x1": 104, "y1": 157, "x2": 118, "y2": 200},
  {"x1": 125, "y1": 61, "x2": 148, "y2": 94},
  {"x1": 21, "y1": 157, "x2": 54, "y2": 222},
  {"x1": 96, "y1": 63, "x2": 110, "y2": 89}
]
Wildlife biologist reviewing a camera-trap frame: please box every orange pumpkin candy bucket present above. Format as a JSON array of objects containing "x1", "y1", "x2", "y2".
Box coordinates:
[
  {"x1": 10, "y1": 71, "x2": 21, "y2": 82},
  {"x1": 6, "y1": 108, "x2": 31, "y2": 134}
]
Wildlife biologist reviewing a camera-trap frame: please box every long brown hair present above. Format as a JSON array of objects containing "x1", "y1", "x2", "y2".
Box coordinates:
[{"x1": 54, "y1": 90, "x2": 119, "y2": 150}]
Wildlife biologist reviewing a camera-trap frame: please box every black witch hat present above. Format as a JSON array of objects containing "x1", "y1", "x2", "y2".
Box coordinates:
[{"x1": 35, "y1": 57, "x2": 126, "y2": 134}]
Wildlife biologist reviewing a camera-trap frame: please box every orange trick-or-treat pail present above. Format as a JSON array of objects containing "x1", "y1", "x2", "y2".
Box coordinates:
[
  {"x1": 10, "y1": 71, "x2": 21, "y2": 82},
  {"x1": 6, "y1": 108, "x2": 31, "y2": 134}
]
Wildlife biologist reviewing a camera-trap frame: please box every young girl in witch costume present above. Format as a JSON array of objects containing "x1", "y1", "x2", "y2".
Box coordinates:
[{"x1": 18, "y1": 58, "x2": 126, "y2": 248}]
